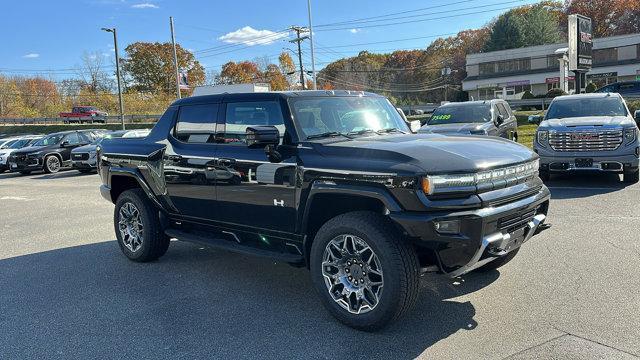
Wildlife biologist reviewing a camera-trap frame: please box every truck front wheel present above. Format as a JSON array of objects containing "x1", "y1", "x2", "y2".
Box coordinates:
[
  {"x1": 114, "y1": 189, "x2": 170, "y2": 262},
  {"x1": 310, "y1": 211, "x2": 420, "y2": 331}
]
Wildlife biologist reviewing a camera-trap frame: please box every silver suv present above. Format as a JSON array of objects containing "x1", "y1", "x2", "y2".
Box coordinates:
[{"x1": 532, "y1": 93, "x2": 640, "y2": 183}]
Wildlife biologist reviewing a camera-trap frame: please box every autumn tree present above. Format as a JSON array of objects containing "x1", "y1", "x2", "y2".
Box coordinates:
[
  {"x1": 278, "y1": 52, "x2": 296, "y2": 89},
  {"x1": 564, "y1": 0, "x2": 640, "y2": 37},
  {"x1": 122, "y1": 42, "x2": 205, "y2": 94},
  {"x1": 0, "y1": 76, "x2": 27, "y2": 117},
  {"x1": 218, "y1": 61, "x2": 260, "y2": 84},
  {"x1": 14, "y1": 77, "x2": 62, "y2": 117}
]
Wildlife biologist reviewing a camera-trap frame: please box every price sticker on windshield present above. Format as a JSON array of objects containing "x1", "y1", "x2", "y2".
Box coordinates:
[{"x1": 431, "y1": 114, "x2": 452, "y2": 121}]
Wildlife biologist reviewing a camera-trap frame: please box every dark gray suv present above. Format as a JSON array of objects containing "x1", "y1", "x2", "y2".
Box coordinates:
[{"x1": 419, "y1": 100, "x2": 518, "y2": 141}]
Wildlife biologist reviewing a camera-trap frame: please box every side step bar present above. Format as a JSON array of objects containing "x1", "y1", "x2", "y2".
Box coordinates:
[{"x1": 165, "y1": 228, "x2": 304, "y2": 263}]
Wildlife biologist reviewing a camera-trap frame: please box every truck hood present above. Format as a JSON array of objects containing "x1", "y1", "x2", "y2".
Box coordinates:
[
  {"x1": 542, "y1": 116, "x2": 634, "y2": 128},
  {"x1": 72, "y1": 144, "x2": 97, "y2": 153},
  {"x1": 315, "y1": 133, "x2": 535, "y2": 174},
  {"x1": 419, "y1": 122, "x2": 488, "y2": 134}
]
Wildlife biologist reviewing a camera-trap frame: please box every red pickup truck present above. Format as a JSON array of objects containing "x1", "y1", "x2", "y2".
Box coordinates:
[{"x1": 60, "y1": 106, "x2": 108, "y2": 123}]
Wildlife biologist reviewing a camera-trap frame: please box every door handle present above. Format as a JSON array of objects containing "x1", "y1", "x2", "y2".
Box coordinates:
[
  {"x1": 165, "y1": 154, "x2": 183, "y2": 162},
  {"x1": 216, "y1": 158, "x2": 236, "y2": 166}
]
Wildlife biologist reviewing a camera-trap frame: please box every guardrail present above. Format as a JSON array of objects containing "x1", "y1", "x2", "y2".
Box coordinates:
[{"x1": 0, "y1": 114, "x2": 161, "y2": 125}]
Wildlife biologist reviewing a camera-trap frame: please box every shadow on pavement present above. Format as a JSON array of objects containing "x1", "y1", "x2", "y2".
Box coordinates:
[
  {"x1": 0, "y1": 241, "x2": 498, "y2": 359},
  {"x1": 544, "y1": 172, "x2": 632, "y2": 199}
]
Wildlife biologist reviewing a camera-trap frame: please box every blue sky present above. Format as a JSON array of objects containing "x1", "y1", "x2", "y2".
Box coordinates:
[{"x1": 1, "y1": 0, "x2": 540, "y2": 80}]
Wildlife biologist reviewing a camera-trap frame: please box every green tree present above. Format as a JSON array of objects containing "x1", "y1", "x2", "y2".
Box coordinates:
[
  {"x1": 122, "y1": 42, "x2": 205, "y2": 95},
  {"x1": 484, "y1": 3, "x2": 562, "y2": 51}
]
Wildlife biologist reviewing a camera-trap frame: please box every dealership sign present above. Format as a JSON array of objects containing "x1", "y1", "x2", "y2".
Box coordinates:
[
  {"x1": 586, "y1": 72, "x2": 617, "y2": 80},
  {"x1": 568, "y1": 14, "x2": 593, "y2": 71}
]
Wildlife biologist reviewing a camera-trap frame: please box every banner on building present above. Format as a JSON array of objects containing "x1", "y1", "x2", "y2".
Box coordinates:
[{"x1": 568, "y1": 14, "x2": 593, "y2": 71}]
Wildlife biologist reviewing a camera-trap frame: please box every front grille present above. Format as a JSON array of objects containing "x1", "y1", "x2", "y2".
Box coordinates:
[
  {"x1": 498, "y1": 207, "x2": 538, "y2": 233},
  {"x1": 73, "y1": 153, "x2": 90, "y2": 160},
  {"x1": 10, "y1": 154, "x2": 27, "y2": 162},
  {"x1": 549, "y1": 130, "x2": 623, "y2": 152}
]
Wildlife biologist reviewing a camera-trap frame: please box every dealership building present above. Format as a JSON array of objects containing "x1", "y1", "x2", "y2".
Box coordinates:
[{"x1": 462, "y1": 33, "x2": 640, "y2": 100}]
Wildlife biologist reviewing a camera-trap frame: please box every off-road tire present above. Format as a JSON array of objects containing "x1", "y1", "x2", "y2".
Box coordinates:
[
  {"x1": 114, "y1": 188, "x2": 170, "y2": 262},
  {"x1": 623, "y1": 169, "x2": 639, "y2": 184},
  {"x1": 310, "y1": 211, "x2": 420, "y2": 331},
  {"x1": 44, "y1": 155, "x2": 61, "y2": 174},
  {"x1": 477, "y1": 247, "x2": 520, "y2": 272}
]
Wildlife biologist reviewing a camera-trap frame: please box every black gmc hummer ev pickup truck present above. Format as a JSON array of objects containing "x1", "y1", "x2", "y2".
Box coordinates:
[{"x1": 98, "y1": 91, "x2": 550, "y2": 330}]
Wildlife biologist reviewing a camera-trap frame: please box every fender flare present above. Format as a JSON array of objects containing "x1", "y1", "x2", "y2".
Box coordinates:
[
  {"x1": 107, "y1": 167, "x2": 164, "y2": 209},
  {"x1": 300, "y1": 180, "x2": 403, "y2": 263}
]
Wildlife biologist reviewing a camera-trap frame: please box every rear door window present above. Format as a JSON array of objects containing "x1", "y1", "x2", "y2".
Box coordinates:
[
  {"x1": 496, "y1": 103, "x2": 509, "y2": 119},
  {"x1": 174, "y1": 103, "x2": 219, "y2": 143},
  {"x1": 65, "y1": 133, "x2": 81, "y2": 145}
]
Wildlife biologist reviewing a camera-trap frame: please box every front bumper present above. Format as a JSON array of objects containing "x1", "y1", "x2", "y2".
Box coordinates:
[
  {"x1": 72, "y1": 160, "x2": 97, "y2": 170},
  {"x1": 537, "y1": 153, "x2": 639, "y2": 173},
  {"x1": 390, "y1": 185, "x2": 550, "y2": 276},
  {"x1": 7, "y1": 157, "x2": 43, "y2": 172}
]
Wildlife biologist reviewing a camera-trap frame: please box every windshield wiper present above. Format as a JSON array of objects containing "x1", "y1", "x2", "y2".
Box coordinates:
[
  {"x1": 306, "y1": 131, "x2": 353, "y2": 140},
  {"x1": 347, "y1": 128, "x2": 377, "y2": 136},
  {"x1": 377, "y1": 127, "x2": 406, "y2": 134}
]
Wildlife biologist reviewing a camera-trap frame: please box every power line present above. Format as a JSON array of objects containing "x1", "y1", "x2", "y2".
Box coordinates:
[{"x1": 316, "y1": 3, "x2": 527, "y2": 32}]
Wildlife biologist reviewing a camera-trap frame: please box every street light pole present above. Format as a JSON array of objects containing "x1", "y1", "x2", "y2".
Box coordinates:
[
  {"x1": 307, "y1": 0, "x2": 317, "y2": 90},
  {"x1": 102, "y1": 27, "x2": 125, "y2": 130},
  {"x1": 169, "y1": 16, "x2": 181, "y2": 99}
]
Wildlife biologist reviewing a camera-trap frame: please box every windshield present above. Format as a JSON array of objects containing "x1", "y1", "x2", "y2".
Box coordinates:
[
  {"x1": 428, "y1": 104, "x2": 492, "y2": 125},
  {"x1": 289, "y1": 96, "x2": 409, "y2": 139},
  {"x1": 8, "y1": 139, "x2": 32, "y2": 149},
  {"x1": 0, "y1": 139, "x2": 18, "y2": 149},
  {"x1": 546, "y1": 97, "x2": 628, "y2": 119},
  {"x1": 33, "y1": 134, "x2": 64, "y2": 146}
]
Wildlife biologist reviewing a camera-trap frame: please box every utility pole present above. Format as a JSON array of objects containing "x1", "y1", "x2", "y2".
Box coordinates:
[
  {"x1": 169, "y1": 16, "x2": 181, "y2": 99},
  {"x1": 289, "y1": 26, "x2": 309, "y2": 90},
  {"x1": 102, "y1": 27, "x2": 125, "y2": 130},
  {"x1": 307, "y1": 0, "x2": 317, "y2": 89}
]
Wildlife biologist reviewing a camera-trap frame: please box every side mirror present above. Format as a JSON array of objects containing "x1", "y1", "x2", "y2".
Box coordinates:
[
  {"x1": 409, "y1": 120, "x2": 421, "y2": 133},
  {"x1": 246, "y1": 126, "x2": 279, "y2": 149},
  {"x1": 496, "y1": 114, "x2": 505, "y2": 126},
  {"x1": 634, "y1": 110, "x2": 640, "y2": 125},
  {"x1": 60, "y1": 140, "x2": 70, "y2": 147},
  {"x1": 528, "y1": 115, "x2": 543, "y2": 125}
]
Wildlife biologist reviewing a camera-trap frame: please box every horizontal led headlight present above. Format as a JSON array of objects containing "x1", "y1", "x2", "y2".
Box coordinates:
[{"x1": 422, "y1": 159, "x2": 539, "y2": 195}]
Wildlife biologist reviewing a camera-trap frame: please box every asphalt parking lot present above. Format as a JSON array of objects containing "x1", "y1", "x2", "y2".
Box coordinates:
[{"x1": 0, "y1": 170, "x2": 639, "y2": 359}]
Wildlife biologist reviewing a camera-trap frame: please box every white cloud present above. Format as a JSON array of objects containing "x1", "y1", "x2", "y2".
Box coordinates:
[
  {"x1": 22, "y1": 53, "x2": 40, "y2": 59},
  {"x1": 349, "y1": 28, "x2": 360, "y2": 34},
  {"x1": 131, "y1": 3, "x2": 159, "y2": 9},
  {"x1": 218, "y1": 26, "x2": 288, "y2": 46}
]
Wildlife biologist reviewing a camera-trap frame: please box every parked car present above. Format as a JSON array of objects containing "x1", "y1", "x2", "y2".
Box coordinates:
[
  {"x1": 98, "y1": 91, "x2": 550, "y2": 330},
  {"x1": 419, "y1": 100, "x2": 518, "y2": 141},
  {"x1": 0, "y1": 135, "x2": 41, "y2": 172},
  {"x1": 8, "y1": 130, "x2": 101, "y2": 174},
  {"x1": 71, "y1": 129, "x2": 150, "y2": 173},
  {"x1": 531, "y1": 93, "x2": 640, "y2": 183},
  {"x1": 595, "y1": 81, "x2": 640, "y2": 96},
  {"x1": 60, "y1": 106, "x2": 108, "y2": 123}
]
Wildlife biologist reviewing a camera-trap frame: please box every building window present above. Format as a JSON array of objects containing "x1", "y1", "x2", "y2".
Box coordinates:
[
  {"x1": 514, "y1": 84, "x2": 531, "y2": 94},
  {"x1": 496, "y1": 58, "x2": 531, "y2": 73},
  {"x1": 547, "y1": 55, "x2": 558, "y2": 69},
  {"x1": 593, "y1": 48, "x2": 618, "y2": 65},
  {"x1": 479, "y1": 62, "x2": 495, "y2": 75}
]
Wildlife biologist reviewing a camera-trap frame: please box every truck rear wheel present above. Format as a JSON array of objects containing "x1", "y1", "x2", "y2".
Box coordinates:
[
  {"x1": 309, "y1": 211, "x2": 419, "y2": 331},
  {"x1": 114, "y1": 189, "x2": 170, "y2": 262}
]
